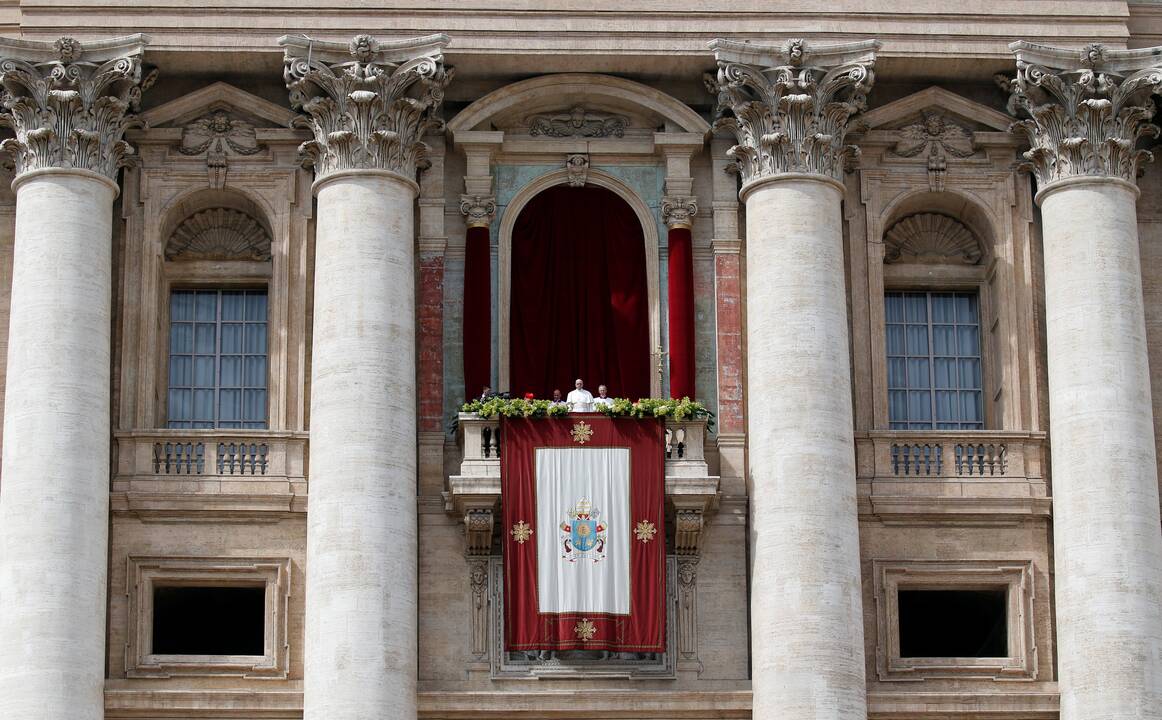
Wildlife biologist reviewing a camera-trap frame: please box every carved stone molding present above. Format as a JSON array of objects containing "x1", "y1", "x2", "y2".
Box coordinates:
[
  {"x1": 0, "y1": 34, "x2": 154, "y2": 180},
  {"x1": 460, "y1": 193, "x2": 496, "y2": 228},
  {"x1": 464, "y1": 508, "x2": 495, "y2": 556},
  {"x1": 674, "y1": 508, "x2": 704, "y2": 556},
  {"x1": 528, "y1": 106, "x2": 629, "y2": 138},
  {"x1": 661, "y1": 195, "x2": 698, "y2": 229},
  {"x1": 706, "y1": 38, "x2": 880, "y2": 187},
  {"x1": 167, "y1": 207, "x2": 272, "y2": 262},
  {"x1": 892, "y1": 111, "x2": 975, "y2": 192},
  {"x1": 677, "y1": 557, "x2": 698, "y2": 660},
  {"x1": 279, "y1": 33, "x2": 452, "y2": 182},
  {"x1": 178, "y1": 111, "x2": 262, "y2": 189},
  {"x1": 999, "y1": 41, "x2": 1162, "y2": 189},
  {"x1": 468, "y1": 558, "x2": 489, "y2": 659},
  {"x1": 883, "y1": 213, "x2": 981, "y2": 265},
  {"x1": 565, "y1": 153, "x2": 589, "y2": 187}
]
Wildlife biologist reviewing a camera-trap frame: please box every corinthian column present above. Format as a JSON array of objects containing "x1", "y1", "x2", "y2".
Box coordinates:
[
  {"x1": 707, "y1": 38, "x2": 878, "y2": 720},
  {"x1": 1002, "y1": 42, "x2": 1162, "y2": 720},
  {"x1": 280, "y1": 33, "x2": 451, "y2": 720},
  {"x1": 0, "y1": 35, "x2": 152, "y2": 720}
]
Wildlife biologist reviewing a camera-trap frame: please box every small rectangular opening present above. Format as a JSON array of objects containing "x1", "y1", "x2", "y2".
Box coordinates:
[
  {"x1": 898, "y1": 588, "x2": 1007, "y2": 658},
  {"x1": 152, "y1": 585, "x2": 266, "y2": 656}
]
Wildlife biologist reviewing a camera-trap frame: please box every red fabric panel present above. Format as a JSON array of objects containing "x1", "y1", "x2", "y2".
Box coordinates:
[
  {"x1": 417, "y1": 255, "x2": 444, "y2": 432},
  {"x1": 502, "y1": 415, "x2": 665, "y2": 651},
  {"x1": 666, "y1": 227, "x2": 696, "y2": 399},
  {"x1": 509, "y1": 185, "x2": 650, "y2": 400},
  {"x1": 463, "y1": 225, "x2": 492, "y2": 399}
]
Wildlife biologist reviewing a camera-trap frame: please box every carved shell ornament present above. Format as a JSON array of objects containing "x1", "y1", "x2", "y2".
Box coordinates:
[
  {"x1": 167, "y1": 208, "x2": 272, "y2": 261},
  {"x1": 883, "y1": 213, "x2": 982, "y2": 265}
]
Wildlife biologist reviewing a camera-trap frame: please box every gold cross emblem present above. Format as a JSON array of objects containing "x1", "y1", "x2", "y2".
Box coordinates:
[
  {"x1": 634, "y1": 520, "x2": 657, "y2": 543},
  {"x1": 510, "y1": 520, "x2": 532, "y2": 544},
  {"x1": 571, "y1": 421, "x2": 594, "y2": 444},
  {"x1": 574, "y1": 619, "x2": 597, "y2": 641}
]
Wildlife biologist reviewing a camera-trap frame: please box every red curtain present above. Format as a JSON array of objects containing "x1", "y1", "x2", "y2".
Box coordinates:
[
  {"x1": 463, "y1": 225, "x2": 492, "y2": 399},
  {"x1": 509, "y1": 185, "x2": 650, "y2": 399},
  {"x1": 666, "y1": 226, "x2": 696, "y2": 399}
]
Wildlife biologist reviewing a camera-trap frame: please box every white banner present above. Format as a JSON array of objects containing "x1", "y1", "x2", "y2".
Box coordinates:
[{"x1": 535, "y1": 447, "x2": 631, "y2": 614}]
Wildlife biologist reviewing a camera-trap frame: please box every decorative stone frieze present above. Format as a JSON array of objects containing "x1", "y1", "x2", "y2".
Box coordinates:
[
  {"x1": 279, "y1": 33, "x2": 452, "y2": 181},
  {"x1": 0, "y1": 34, "x2": 154, "y2": 179},
  {"x1": 528, "y1": 106, "x2": 628, "y2": 137},
  {"x1": 661, "y1": 195, "x2": 698, "y2": 229},
  {"x1": 460, "y1": 193, "x2": 496, "y2": 228},
  {"x1": 706, "y1": 38, "x2": 879, "y2": 186},
  {"x1": 166, "y1": 207, "x2": 272, "y2": 261},
  {"x1": 884, "y1": 212, "x2": 982, "y2": 265},
  {"x1": 999, "y1": 41, "x2": 1162, "y2": 188},
  {"x1": 565, "y1": 152, "x2": 589, "y2": 186},
  {"x1": 178, "y1": 111, "x2": 261, "y2": 189}
]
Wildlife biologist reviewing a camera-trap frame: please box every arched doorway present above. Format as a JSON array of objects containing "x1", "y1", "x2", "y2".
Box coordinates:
[{"x1": 508, "y1": 184, "x2": 651, "y2": 400}]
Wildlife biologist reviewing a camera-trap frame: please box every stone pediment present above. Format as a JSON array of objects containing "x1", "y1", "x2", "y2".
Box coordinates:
[
  {"x1": 141, "y1": 81, "x2": 297, "y2": 130},
  {"x1": 860, "y1": 86, "x2": 1013, "y2": 133}
]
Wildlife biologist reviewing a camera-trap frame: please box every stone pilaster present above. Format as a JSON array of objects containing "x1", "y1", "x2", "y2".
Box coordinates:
[
  {"x1": 708, "y1": 37, "x2": 878, "y2": 720},
  {"x1": 279, "y1": 33, "x2": 451, "y2": 720},
  {"x1": 1002, "y1": 41, "x2": 1162, "y2": 720},
  {"x1": 0, "y1": 34, "x2": 151, "y2": 720}
]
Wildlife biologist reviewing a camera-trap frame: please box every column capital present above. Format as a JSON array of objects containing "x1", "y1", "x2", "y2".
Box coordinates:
[
  {"x1": 279, "y1": 33, "x2": 453, "y2": 182},
  {"x1": 1000, "y1": 41, "x2": 1162, "y2": 189},
  {"x1": 459, "y1": 193, "x2": 496, "y2": 228},
  {"x1": 705, "y1": 38, "x2": 879, "y2": 189},
  {"x1": 662, "y1": 195, "x2": 698, "y2": 229},
  {"x1": 0, "y1": 35, "x2": 154, "y2": 180}
]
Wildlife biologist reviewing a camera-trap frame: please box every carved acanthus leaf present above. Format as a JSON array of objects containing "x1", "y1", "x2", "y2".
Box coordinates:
[
  {"x1": 706, "y1": 38, "x2": 880, "y2": 186},
  {"x1": 1000, "y1": 41, "x2": 1162, "y2": 187},
  {"x1": 528, "y1": 106, "x2": 629, "y2": 138},
  {"x1": 279, "y1": 33, "x2": 452, "y2": 180},
  {"x1": 167, "y1": 208, "x2": 272, "y2": 261},
  {"x1": 884, "y1": 213, "x2": 981, "y2": 265},
  {"x1": 0, "y1": 35, "x2": 155, "y2": 179}
]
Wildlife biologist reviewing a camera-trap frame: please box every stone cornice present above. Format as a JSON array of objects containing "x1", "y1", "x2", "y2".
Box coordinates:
[
  {"x1": 706, "y1": 38, "x2": 880, "y2": 189},
  {"x1": 1000, "y1": 40, "x2": 1162, "y2": 189},
  {"x1": 0, "y1": 34, "x2": 154, "y2": 179},
  {"x1": 279, "y1": 33, "x2": 452, "y2": 181}
]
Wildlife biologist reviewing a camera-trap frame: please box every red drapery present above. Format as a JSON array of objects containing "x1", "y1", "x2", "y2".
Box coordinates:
[
  {"x1": 463, "y1": 225, "x2": 492, "y2": 399},
  {"x1": 666, "y1": 226, "x2": 696, "y2": 399},
  {"x1": 509, "y1": 185, "x2": 650, "y2": 400},
  {"x1": 502, "y1": 416, "x2": 665, "y2": 651}
]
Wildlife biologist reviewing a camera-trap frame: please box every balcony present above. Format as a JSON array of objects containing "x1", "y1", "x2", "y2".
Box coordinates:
[
  {"x1": 855, "y1": 431, "x2": 1050, "y2": 521},
  {"x1": 111, "y1": 429, "x2": 309, "y2": 517},
  {"x1": 446, "y1": 413, "x2": 720, "y2": 555}
]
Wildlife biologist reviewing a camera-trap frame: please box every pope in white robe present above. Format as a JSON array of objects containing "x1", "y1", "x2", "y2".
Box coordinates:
[{"x1": 566, "y1": 378, "x2": 594, "y2": 412}]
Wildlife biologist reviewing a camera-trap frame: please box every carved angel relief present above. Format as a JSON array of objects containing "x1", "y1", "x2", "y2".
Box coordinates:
[
  {"x1": 528, "y1": 106, "x2": 629, "y2": 138},
  {"x1": 893, "y1": 111, "x2": 975, "y2": 192},
  {"x1": 178, "y1": 111, "x2": 262, "y2": 189}
]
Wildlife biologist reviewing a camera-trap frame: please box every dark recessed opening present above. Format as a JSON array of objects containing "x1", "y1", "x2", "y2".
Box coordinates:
[
  {"x1": 152, "y1": 585, "x2": 266, "y2": 656},
  {"x1": 898, "y1": 588, "x2": 1007, "y2": 658}
]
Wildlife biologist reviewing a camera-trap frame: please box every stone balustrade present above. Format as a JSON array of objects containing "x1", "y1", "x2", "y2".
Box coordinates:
[
  {"x1": 446, "y1": 414, "x2": 719, "y2": 555},
  {"x1": 855, "y1": 430, "x2": 1050, "y2": 519},
  {"x1": 111, "y1": 429, "x2": 309, "y2": 516}
]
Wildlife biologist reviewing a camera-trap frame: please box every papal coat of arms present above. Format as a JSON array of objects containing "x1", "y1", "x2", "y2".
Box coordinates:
[{"x1": 559, "y1": 498, "x2": 607, "y2": 563}]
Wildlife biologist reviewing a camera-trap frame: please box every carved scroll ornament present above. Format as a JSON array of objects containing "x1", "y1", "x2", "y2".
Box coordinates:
[
  {"x1": 706, "y1": 38, "x2": 879, "y2": 186},
  {"x1": 999, "y1": 41, "x2": 1162, "y2": 188},
  {"x1": 280, "y1": 33, "x2": 453, "y2": 181},
  {"x1": 0, "y1": 35, "x2": 155, "y2": 179},
  {"x1": 528, "y1": 106, "x2": 629, "y2": 138}
]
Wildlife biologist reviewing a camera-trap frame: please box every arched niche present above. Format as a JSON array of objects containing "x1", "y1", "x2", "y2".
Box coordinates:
[
  {"x1": 447, "y1": 73, "x2": 710, "y2": 134},
  {"x1": 880, "y1": 189, "x2": 999, "y2": 266},
  {"x1": 498, "y1": 168, "x2": 661, "y2": 397},
  {"x1": 160, "y1": 187, "x2": 274, "y2": 262}
]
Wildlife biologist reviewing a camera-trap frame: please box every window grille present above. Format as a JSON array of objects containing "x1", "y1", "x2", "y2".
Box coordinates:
[
  {"x1": 886, "y1": 291, "x2": 983, "y2": 430},
  {"x1": 168, "y1": 289, "x2": 268, "y2": 429}
]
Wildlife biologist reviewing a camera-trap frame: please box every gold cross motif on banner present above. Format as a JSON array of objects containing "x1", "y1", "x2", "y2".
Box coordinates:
[
  {"x1": 571, "y1": 421, "x2": 594, "y2": 444},
  {"x1": 574, "y1": 619, "x2": 597, "y2": 642}
]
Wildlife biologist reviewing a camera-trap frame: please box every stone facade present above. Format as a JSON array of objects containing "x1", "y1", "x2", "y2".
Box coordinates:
[{"x1": 0, "y1": 3, "x2": 1159, "y2": 719}]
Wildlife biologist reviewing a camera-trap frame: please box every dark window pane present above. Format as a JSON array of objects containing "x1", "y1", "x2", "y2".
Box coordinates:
[
  {"x1": 898, "y1": 589, "x2": 1007, "y2": 658},
  {"x1": 151, "y1": 585, "x2": 265, "y2": 656}
]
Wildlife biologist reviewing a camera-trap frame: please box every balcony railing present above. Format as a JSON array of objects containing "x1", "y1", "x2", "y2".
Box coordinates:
[{"x1": 112, "y1": 430, "x2": 309, "y2": 515}]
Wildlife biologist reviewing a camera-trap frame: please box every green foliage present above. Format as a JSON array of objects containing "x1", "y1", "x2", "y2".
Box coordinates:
[{"x1": 462, "y1": 396, "x2": 712, "y2": 426}]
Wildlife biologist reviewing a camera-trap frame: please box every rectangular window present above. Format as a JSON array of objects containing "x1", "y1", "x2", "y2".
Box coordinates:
[
  {"x1": 152, "y1": 585, "x2": 266, "y2": 656},
  {"x1": 885, "y1": 291, "x2": 982, "y2": 430},
  {"x1": 168, "y1": 289, "x2": 268, "y2": 429},
  {"x1": 897, "y1": 589, "x2": 1007, "y2": 658}
]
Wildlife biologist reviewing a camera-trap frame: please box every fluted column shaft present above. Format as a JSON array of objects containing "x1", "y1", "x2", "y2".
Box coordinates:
[
  {"x1": 280, "y1": 33, "x2": 451, "y2": 720},
  {"x1": 708, "y1": 38, "x2": 878, "y2": 720},
  {"x1": 1002, "y1": 40, "x2": 1162, "y2": 719},
  {"x1": 0, "y1": 35, "x2": 150, "y2": 720}
]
